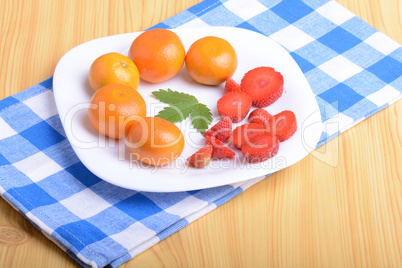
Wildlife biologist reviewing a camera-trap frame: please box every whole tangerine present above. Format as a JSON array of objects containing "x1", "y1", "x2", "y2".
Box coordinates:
[
  {"x1": 88, "y1": 52, "x2": 140, "y2": 92},
  {"x1": 129, "y1": 29, "x2": 185, "y2": 83},
  {"x1": 185, "y1": 36, "x2": 238, "y2": 86},
  {"x1": 126, "y1": 117, "x2": 185, "y2": 166},
  {"x1": 88, "y1": 83, "x2": 146, "y2": 139}
]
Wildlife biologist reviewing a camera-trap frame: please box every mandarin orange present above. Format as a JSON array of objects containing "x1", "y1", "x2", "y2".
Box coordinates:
[
  {"x1": 88, "y1": 83, "x2": 146, "y2": 139},
  {"x1": 185, "y1": 36, "x2": 237, "y2": 86},
  {"x1": 88, "y1": 52, "x2": 140, "y2": 92},
  {"x1": 126, "y1": 117, "x2": 185, "y2": 166},
  {"x1": 129, "y1": 29, "x2": 185, "y2": 83}
]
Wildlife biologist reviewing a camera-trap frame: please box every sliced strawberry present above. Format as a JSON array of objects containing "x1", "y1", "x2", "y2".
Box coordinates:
[
  {"x1": 266, "y1": 110, "x2": 297, "y2": 142},
  {"x1": 224, "y1": 77, "x2": 242, "y2": 93},
  {"x1": 187, "y1": 145, "x2": 213, "y2": 168},
  {"x1": 248, "y1": 108, "x2": 272, "y2": 127},
  {"x1": 230, "y1": 123, "x2": 266, "y2": 149},
  {"x1": 205, "y1": 136, "x2": 236, "y2": 159},
  {"x1": 242, "y1": 134, "x2": 280, "y2": 163},
  {"x1": 240, "y1": 67, "x2": 284, "y2": 108},
  {"x1": 217, "y1": 91, "x2": 252, "y2": 123},
  {"x1": 203, "y1": 117, "x2": 232, "y2": 142}
]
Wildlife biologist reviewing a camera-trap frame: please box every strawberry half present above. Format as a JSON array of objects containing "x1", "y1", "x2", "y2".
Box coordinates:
[
  {"x1": 242, "y1": 134, "x2": 280, "y2": 163},
  {"x1": 248, "y1": 108, "x2": 272, "y2": 127},
  {"x1": 266, "y1": 110, "x2": 297, "y2": 142},
  {"x1": 230, "y1": 123, "x2": 266, "y2": 149},
  {"x1": 240, "y1": 67, "x2": 284, "y2": 108},
  {"x1": 217, "y1": 91, "x2": 252, "y2": 123},
  {"x1": 224, "y1": 77, "x2": 242, "y2": 93},
  {"x1": 205, "y1": 136, "x2": 236, "y2": 159},
  {"x1": 204, "y1": 117, "x2": 232, "y2": 142},
  {"x1": 187, "y1": 145, "x2": 213, "y2": 168}
]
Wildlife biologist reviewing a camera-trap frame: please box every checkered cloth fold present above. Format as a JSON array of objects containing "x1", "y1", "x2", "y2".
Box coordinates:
[{"x1": 0, "y1": 0, "x2": 401, "y2": 267}]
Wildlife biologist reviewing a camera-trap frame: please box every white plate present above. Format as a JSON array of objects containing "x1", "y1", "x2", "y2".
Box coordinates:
[{"x1": 53, "y1": 26, "x2": 322, "y2": 192}]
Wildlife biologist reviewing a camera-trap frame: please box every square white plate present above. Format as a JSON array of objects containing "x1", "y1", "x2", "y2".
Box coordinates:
[{"x1": 53, "y1": 26, "x2": 322, "y2": 192}]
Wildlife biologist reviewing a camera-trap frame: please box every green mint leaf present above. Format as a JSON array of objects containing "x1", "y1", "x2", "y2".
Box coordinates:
[
  {"x1": 190, "y1": 103, "x2": 213, "y2": 134},
  {"x1": 156, "y1": 102, "x2": 197, "y2": 123},
  {"x1": 152, "y1": 88, "x2": 198, "y2": 105},
  {"x1": 153, "y1": 89, "x2": 212, "y2": 134}
]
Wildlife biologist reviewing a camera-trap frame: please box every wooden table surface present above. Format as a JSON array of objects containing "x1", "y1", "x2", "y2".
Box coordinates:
[{"x1": 0, "y1": 0, "x2": 401, "y2": 267}]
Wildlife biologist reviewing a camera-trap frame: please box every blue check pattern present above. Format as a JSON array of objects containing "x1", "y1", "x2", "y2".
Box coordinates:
[{"x1": 0, "y1": 0, "x2": 401, "y2": 267}]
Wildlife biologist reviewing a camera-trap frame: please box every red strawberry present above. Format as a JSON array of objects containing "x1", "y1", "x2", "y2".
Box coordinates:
[
  {"x1": 217, "y1": 91, "x2": 252, "y2": 123},
  {"x1": 205, "y1": 136, "x2": 236, "y2": 159},
  {"x1": 240, "y1": 67, "x2": 284, "y2": 108},
  {"x1": 266, "y1": 110, "x2": 297, "y2": 142},
  {"x1": 230, "y1": 123, "x2": 266, "y2": 149},
  {"x1": 203, "y1": 117, "x2": 232, "y2": 142},
  {"x1": 224, "y1": 77, "x2": 242, "y2": 93},
  {"x1": 242, "y1": 134, "x2": 280, "y2": 163},
  {"x1": 248, "y1": 108, "x2": 272, "y2": 127},
  {"x1": 187, "y1": 145, "x2": 213, "y2": 168}
]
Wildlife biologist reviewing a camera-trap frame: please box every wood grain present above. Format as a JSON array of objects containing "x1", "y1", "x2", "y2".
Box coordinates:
[{"x1": 0, "y1": 0, "x2": 401, "y2": 267}]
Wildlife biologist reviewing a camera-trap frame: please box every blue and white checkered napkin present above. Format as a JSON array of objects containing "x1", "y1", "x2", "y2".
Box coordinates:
[{"x1": 1, "y1": 0, "x2": 401, "y2": 267}]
